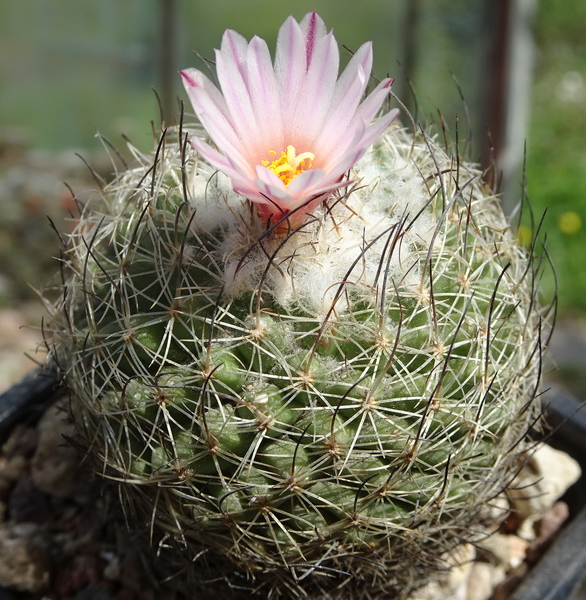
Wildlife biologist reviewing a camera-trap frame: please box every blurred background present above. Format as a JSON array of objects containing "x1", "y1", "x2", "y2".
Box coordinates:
[{"x1": 0, "y1": 0, "x2": 584, "y2": 394}]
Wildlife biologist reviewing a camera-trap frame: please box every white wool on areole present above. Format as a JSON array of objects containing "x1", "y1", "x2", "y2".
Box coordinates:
[
  {"x1": 185, "y1": 129, "x2": 446, "y2": 317},
  {"x1": 87, "y1": 126, "x2": 474, "y2": 321}
]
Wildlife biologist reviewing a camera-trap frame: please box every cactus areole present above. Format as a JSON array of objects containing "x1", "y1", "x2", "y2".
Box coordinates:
[{"x1": 49, "y1": 13, "x2": 548, "y2": 600}]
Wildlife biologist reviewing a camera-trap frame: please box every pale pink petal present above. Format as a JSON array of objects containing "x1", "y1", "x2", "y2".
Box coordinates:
[
  {"x1": 286, "y1": 179, "x2": 355, "y2": 214},
  {"x1": 285, "y1": 168, "x2": 327, "y2": 196},
  {"x1": 313, "y1": 65, "x2": 368, "y2": 155},
  {"x1": 233, "y1": 180, "x2": 269, "y2": 199},
  {"x1": 322, "y1": 147, "x2": 364, "y2": 183},
  {"x1": 215, "y1": 30, "x2": 258, "y2": 147},
  {"x1": 190, "y1": 137, "x2": 235, "y2": 171},
  {"x1": 255, "y1": 165, "x2": 288, "y2": 191},
  {"x1": 328, "y1": 110, "x2": 397, "y2": 172},
  {"x1": 320, "y1": 118, "x2": 367, "y2": 171},
  {"x1": 326, "y1": 110, "x2": 399, "y2": 177},
  {"x1": 191, "y1": 138, "x2": 261, "y2": 195},
  {"x1": 314, "y1": 43, "x2": 372, "y2": 145},
  {"x1": 231, "y1": 179, "x2": 269, "y2": 200},
  {"x1": 299, "y1": 12, "x2": 328, "y2": 69},
  {"x1": 333, "y1": 42, "x2": 373, "y2": 101},
  {"x1": 217, "y1": 27, "x2": 249, "y2": 87},
  {"x1": 290, "y1": 31, "x2": 339, "y2": 141},
  {"x1": 353, "y1": 78, "x2": 395, "y2": 126},
  {"x1": 275, "y1": 16, "x2": 307, "y2": 116},
  {"x1": 190, "y1": 137, "x2": 250, "y2": 178},
  {"x1": 181, "y1": 68, "x2": 232, "y2": 131},
  {"x1": 180, "y1": 13, "x2": 399, "y2": 225},
  {"x1": 181, "y1": 70, "x2": 247, "y2": 162},
  {"x1": 254, "y1": 178, "x2": 292, "y2": 202},
  {"x1": 354, "y1": 109, "x2": 400, "y2": 151},
  {"x1": 305, "y1": 178, "x2": 354, "y2": 198},
  {"x1": 321, "y1": 79, "x2": 395, "y2": 159},
  {"x1": 246, "y1": 36, "x2": 283, "y2": 154}
]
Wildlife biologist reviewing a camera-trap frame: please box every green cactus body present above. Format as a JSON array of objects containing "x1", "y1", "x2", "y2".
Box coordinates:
[{"x1": 49, "y1": 125, "x2": 547, "y2": 598}]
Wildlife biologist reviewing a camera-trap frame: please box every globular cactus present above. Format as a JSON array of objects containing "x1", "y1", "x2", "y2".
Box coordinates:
[{"x1": 46, "y1": 12, "x2": 549, "y2": 600}]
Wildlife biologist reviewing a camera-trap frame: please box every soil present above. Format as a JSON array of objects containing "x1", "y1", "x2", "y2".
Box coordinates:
[{"x1": 0, "y1": 400, "x2": 162, "y2": 600}]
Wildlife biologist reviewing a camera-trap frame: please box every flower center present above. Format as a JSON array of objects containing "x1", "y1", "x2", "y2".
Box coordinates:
[{"x1": 262, "y1": 145, "x2": 315, "y2": 187}]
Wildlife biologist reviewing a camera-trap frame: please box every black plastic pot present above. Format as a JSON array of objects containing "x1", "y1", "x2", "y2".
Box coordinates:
[
  {"x1": 0, "y1": 363, "x2": 62, "y2": 445},
  {"x1": 0, "y1": 368, "x2": 584, "y2": 600},
  {"x1": 509, "y1": 386, "x2": 586, "y2": 600}
]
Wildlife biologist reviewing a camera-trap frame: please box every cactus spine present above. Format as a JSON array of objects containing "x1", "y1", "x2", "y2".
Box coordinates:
[{"x1": 47, "y1": 122, "x2": 548, "y2": 599}]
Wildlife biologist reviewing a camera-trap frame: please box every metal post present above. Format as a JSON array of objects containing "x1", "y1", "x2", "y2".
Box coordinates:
[
  {"x1": 160, "y1": 0, "x2": 177, "y2": 126},
  {"x1": 499, "y1": 0, "x2": 537, "y2": 215},
  {"x1": 398, "y1": 0, "x2": 421, "y2": 117},
  {"x1": 483, "y1": 0, "x2": 537, "y2": 214}
]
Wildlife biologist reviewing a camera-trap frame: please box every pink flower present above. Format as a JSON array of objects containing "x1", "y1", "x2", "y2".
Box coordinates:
[{"x1": 181, "y1": 12, "x2": 398, "y2": 226}]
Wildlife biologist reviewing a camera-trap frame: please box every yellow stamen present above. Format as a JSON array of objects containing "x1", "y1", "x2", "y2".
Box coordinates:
[{"x1": 261, "y1": 144, "x2": 315, "y2": 187}]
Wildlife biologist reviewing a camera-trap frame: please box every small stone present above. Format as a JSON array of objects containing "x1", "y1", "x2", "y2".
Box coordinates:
[
  {"x1": 101, "y1": 552, "x2": 121, "y2": 581},
  {"x1": 54, "y1": 554, "x2": 100, "y2": 598},
  {"x1": 3, "y1": 425, "x2": 38, "y2": 461},
  {"x1": 466, "y1": 562, "x2": 506, "y2": 600},
  {"x1": 0, "y1": 474, "x2": 14, "y2": 502},
  {"x1": 508, "y1": 535, "x2": 530, "y2": 569},
  {"x1": 479, "y1": 533, "x2": 529, "y2": 570},
  {"x1": 7, "y1": 477, "x2": 52, "y2": 524},
  {"x1": 509, "y1": 444, "x2": 581, "y2": 524},
  {"x1": 490, "y1": 564, "x2": 528, "y2": 600},
  {"x1": 0, "y1": 522, "x2": 50, "y2": 592},
  {"x1": 407, "y1": 544, "x2": 475, "y2": 600},
  {"x1": 482, "y1": 493, "x2": 510, "y2": 527},
  {"x1": 0, "y1": 425, "x2": 37, "y2": 486},
  {"x1": 0, "y1": 455, "x2": 28, "y2": 484},
  {"x1": 526, "y1": 501, "x2": 570, "y2": 563},
  {"x1": 115, "y1": 589, "x2": 137, "y2": 600},
  {"x1": 536, "y1": 501, "x2": 570, "y2": 542},
  {"x1": 73, "y1": 584, "x2": 116, "y2": 600},
  {"x1": 31, "y1": 403, "x2": 80, "y2": 498}
]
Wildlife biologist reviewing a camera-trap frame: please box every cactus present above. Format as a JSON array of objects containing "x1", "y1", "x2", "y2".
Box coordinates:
[{"x1": 46, "y1": 13, "x2": 549, "y2": 600}]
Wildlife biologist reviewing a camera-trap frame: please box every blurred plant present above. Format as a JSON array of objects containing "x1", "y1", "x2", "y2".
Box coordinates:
[
  {"x1": 525, "y1": 0, "x2": 586, "y2": 314},
  {"x1": 0, "y1": 132, "x2": 103, "y2": 305}
]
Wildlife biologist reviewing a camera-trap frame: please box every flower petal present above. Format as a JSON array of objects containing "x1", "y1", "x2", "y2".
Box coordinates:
[
  {"x1": 324, "y1": 119, "x2": 393, "y2": 186},
  {"x1": 353, "y1": 77, "x2": 395, "y2": 126},
  {"x1": 275, "y1": 16, "x2": 307, "y2": 116},
  {"x1": 191, "y1": 137, "x2": 244, "y2": 178},
  {"x1": 285, "y1": 168, "x2": 327, "y2": 196},
  {"x1": 324, "y1": 79, "x2": 396, "y2": 162},
  {"x1": 299, "y1": 12, "x2": 328, "y2": 69},
  {"x1": 281, "y1": 12, "x2": 339, "y2": 143},
  {"x1": 356, "y1": 109, "x2": 400, "y2": 149},
  {"x1": 293, "y1": 33, "x2": 340, "y2": 141},
  {"x1": 246, "y1": 36, "x2": 283, "y2": 156},
  {"x1": 191, "y1": 137, "x2": 261, "y2": 195},
  {"x1": 255, "y1": 164, "x2": 288, "y2": 191},
  {"x1": 286, "y1": 178, "x2": 355, "y2": 216},
  {"x1": 254, "y1": 177, "x2": 293, "y2": 202},
  {"x1": 215, "y1": 30, "x2": 258, "y2": 147},
  {"x1": 181, "y1": 69, "x2": 249, "y2": 167},
  {"x1": 314, "y1": 43, "x2": 373, "y2": 151},
  {"x1": 290, "y1": 31, "x2": 339, "y2": 143},
  {"x1": 336, "y1": 42, "x2": 373, "y2": 97}
]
